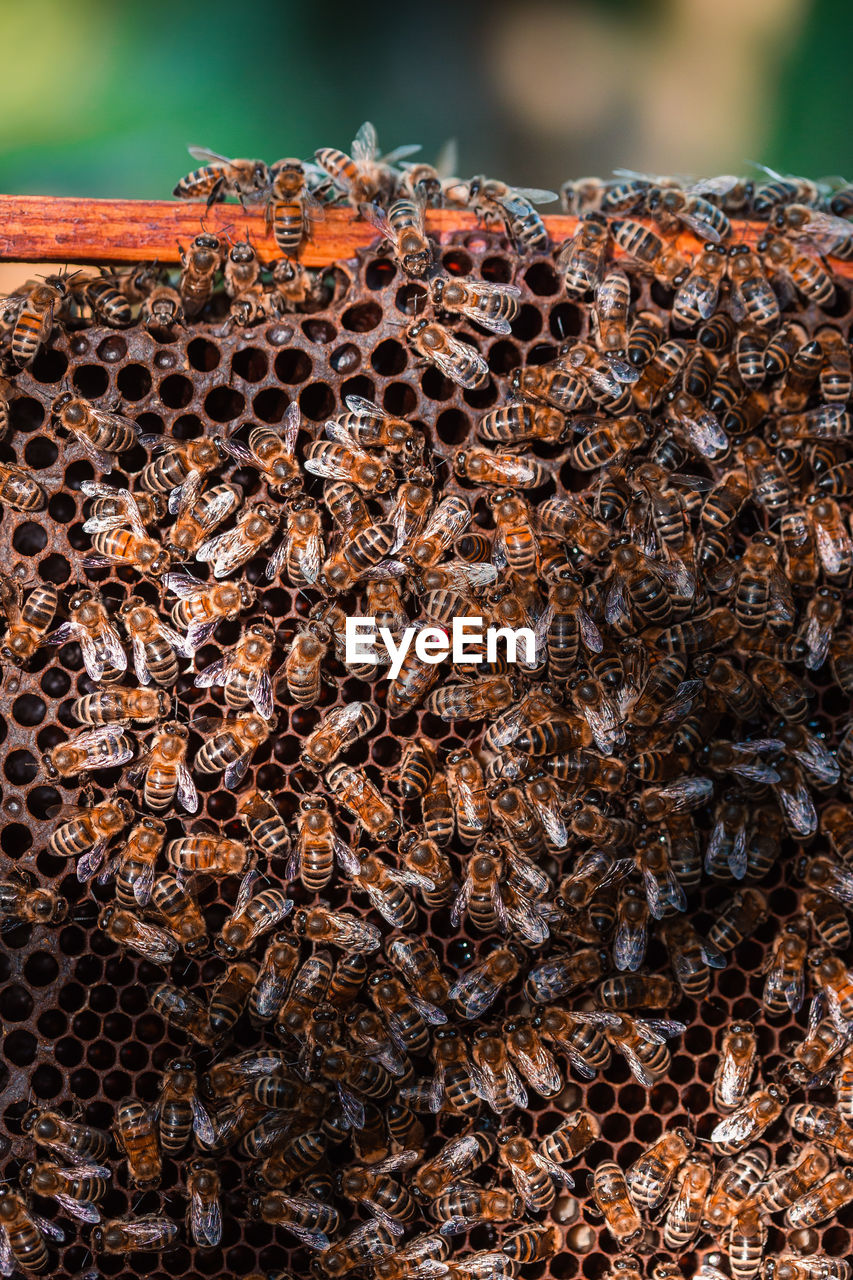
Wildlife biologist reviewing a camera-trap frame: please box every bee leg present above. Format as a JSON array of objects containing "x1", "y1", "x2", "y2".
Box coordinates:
[{"x1": 205, "y1": 178, "x2": 226, "y2": 211}]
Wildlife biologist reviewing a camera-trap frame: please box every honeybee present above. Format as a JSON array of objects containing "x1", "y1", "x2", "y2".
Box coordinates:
[
  {"x1": 42, "y1": 725, "x2": 135, "y2": 785},
  {"x1": 710, "y1": 1083, "x2": 788, "y2": 1153},
  {"x1": 112, "y1": 821, "x2": 167, "y2": 908},
  {"x1": 430, "y1": 1184, "x2": 524, "y2": 1236},
  {"x1": 761, "y1": 918, "x2": 809, "y2": 1014},
  {"x1": 0, "y1": 573, "x2": 57, "y2": 667},
  {"x1": 405, "y1": 318, "x2": 489, "y2": 389},
  {"x1": 155, "y1": 1057, "x2": 214, "y2": 1154},
  {"x1": 498, "y1": 1128, "x2": 574, "y2": 1213},
  {"x1": 760, "y1": 1143, "x2": 834, "y2": 1213},
  {"x1": 48, "y1": 587, "x2": 126, "y2": 682},
  {"x1": 326, "y1": 763, "x2": 399, "y2": 841},
  {"x1": 194, "y1": 620, "x2": 275, "y2": 719},
  {"x1": 610, "y1": 218, "x2": 688, "y2": 286},
  {"x1": 195, "y1": 500, "x2": 279, "y2": 579},
  {"x1": 266, "y1": 496, "x2": 325, "y2": 587},
  {"x1": 150, "y1": 983, "x2": 216, "y2": 1046},
  {"x1": 249, "y1": 934, "x2": 300, "y2": 1024},
  {"x1": 477, "y1": 397, "x2": 565, "y2": 445},
  {"x1": 293, "y1": 905, "x2": 382, "y2": 954},
  {"x1": 301, "y1": 702, "x2": 380, "y2": 771},
  {"x1": 223, "y1": 400, "x2": 302, "y2": 493},
  {"x1": 312, "y1": 1217, "x2": 399, "y2": 1277},
  {"x1": 236, "y1": 789, "x2": 291, "y2": 870},
  {"x1": 627, "y1": 1128, "x2": 694, "y2": 1210},
  {"x1": 362, "y1": 193, "x2": 432, "y2": 277},
  {"x1": 47, "y1": 795, "x2": 133, "y2": 880},
  {"x1": 315, "y1": 121, "x2": 420, "y2": 203},
  {"x1": 727, "y1": 244, "x2": 781, "y2": 328},
  {"x1": 49, "y1": 391, "x2": 138, "y2": 471},
  {"x1": 162, "y1": 473, "x2": 240, "y2": 563},
  {"x1": 449, "y1": 947, "x2": 522, "y2": 1021},
  {"x1": 0, "y1": 1185, "x2": 65, "y2": 1273},
  {"x1": 784, "y1": 1167, "x2": 853, "y2": 1227},
  {"x1": 22, "y1": 1107, "x2": 109, "y2": 1163},
  {"x1": 166, "y1": 832, "x2": 255, "y2": 879},
  {"x1": 590, "y1": 1161, "x2": 643, "y2": 1245},
  {"x1": 810, "y1": 949, "x2": 853, "y2": 1026},
  {"x1": 266, "y1": 158, "x2": 325, "y2": 253},
  {"x1": 672, "y1": 242, "x2": 728, "y2": 326},
  {"x1": 662, "y1": 1153, "x2": 714, "y2": 1249},
  {"x1": 5, "y1": 273, "x2": 72, "y2": 366},
  {"x1": 555, "y1": 212, "x2": 609, "y2": 297},
  {"x1": 0, "y1": 460, "x2": 47, "y2": 511},
  {"x1": 429, "y1": 274, "x2": 522, "y2": 338},
  {"x1": 216, "y1": 870, "x2": 293, "y2": 957},
  {"x1": 99, "y1": 903, "x2": 178, "y2": 964},
  {"x1": 703, "y1": 1145, "x2": 770, "y2": 1233},
  {"x1": 139, "y1": 434, "x2": 228, "y2": 495},
  {"x1": 141, "y1": 284, "x2": 185, "y2": 330},
  {"x1": 114, "y1": 1099, "x2": 161, "y2": 1188},
  {"x1": 177, "y1": 231, "x2": 225, "y2": 314},
  {"x1": 164, "y1": 573, "x2": 255, "y2": 651},
  {"x1": 92, "y1": 1214, "x2": 179, "y2": 1254},
  {"x1": 454, "y1": 175, "x2": 556, "y2": 253},
  {"x1": 190, "y1": 709, "x2": 272, "y2": 787},
  {"x1": 714, "y1": 1023, "x2": 758, "y2": 1111},
  {"x1": 0, "y1": 873, "x2": 67, "y2": 926},
  {"x1": 524, "y1": 946, "x2": 608, "y2": 1006},
  {"x1": 765, "y1": 1258, "x2": 850, "y2": 1280},
  {"x1": 184, "y1": 1157, "x2": 222, "y2": 1249},
  {"x1": 174, "y1": 147, "x2": 269, "y2": 206}
]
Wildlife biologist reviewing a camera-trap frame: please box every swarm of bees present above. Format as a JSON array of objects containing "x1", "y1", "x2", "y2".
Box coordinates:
[{"x1": 4, "y1": 131, "x2": 853, "y2": 1279}]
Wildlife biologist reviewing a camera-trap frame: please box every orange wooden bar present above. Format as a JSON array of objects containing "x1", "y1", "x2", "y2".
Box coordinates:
[{"x1": 0, "y1": 193, "x2": 851, "y2": 277}]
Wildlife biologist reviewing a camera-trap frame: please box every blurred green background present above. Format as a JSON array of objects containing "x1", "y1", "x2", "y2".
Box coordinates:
[{"x1": 1, "y1": 0, "x2": 851, "y2": 197}]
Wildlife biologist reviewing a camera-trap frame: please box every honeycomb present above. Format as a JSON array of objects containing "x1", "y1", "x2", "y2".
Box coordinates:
[{"x1": 0, "y1": 210, "x2": 851, "y2": 1280}]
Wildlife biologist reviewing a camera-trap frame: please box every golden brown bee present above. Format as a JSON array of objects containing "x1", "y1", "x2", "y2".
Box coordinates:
[
  {"x1": 397, "y1": 831, "x2": 454, "y2": 907},
  {"x1": 760, "y1": 1143, "x2": 834, "y2": 1214},
  {"x1": 163, "y1": 473, "x2": 240, "y2": 563},
  {"x1": 195, "y1": 620, "x2": 276, "y2": 719},
  {"x1": 727, "y1": 243, "x2": 781, "y2": 327},
  {"x1": 591, "y1": 1160, "x2": 643, "y2": 1245},
  {"x1": 0, "y1": 573, "x2": 57, "y2": 667},
  {"x1": 450, "y1": 947, "x2": 522, "y2": 1023},
  {"x1": 430, "y1": 1183, "x2": 524, "y2": 1234},
  {"x1": 138, "y1": 435, "x2": 227, "y2": 497},
  {"x1": 785, "y1": 1166, "x2": 853, "y2": 1228},
  {"x1": 127, "y1": 721, "x2": 197, "y2": 814},
  {"x1": 452, "y1": 175, "x2": 555, "y2": 252},
  {"x1": 338, "y1": 1150, "x2": 419, "y2": 1228},
  {"x1": 19, "y1": 1156, "x2": 109, "y2": 1223},
  {"x1": 431, "y1": 273, "x2": 521, "y2": 335},
  {"x1": 237, "y1": 789, "x2": 291, "y2": 866},
  {"x1": 98, "y1": 902, "x2": 178, "y2": 964},
  {"x1": 0, "y1": 460, "x2": 46, "y2": 511},
  {"x1": 477, "y1": 397, "x2": 565, "y2": 446},
  {"x1": 22, "y1": 1107, "x2": 109, "y2": 1163},
  {"x1": 759, "y1": 232, "x2": 835, "y2": 304},
  {"x1": 177, "y1": 231, "x2": 224, "y2": 315},
  {"x1": 301, "y1": 702, "x2": 379, "y2": 771},
  {"x1": 0, "y1": 873, "x2": 67, "y2": 926},
  {"x1": 325, "y1": 763, "x2": 399, "y2": 841},
  {"x1": 609, "y1": 218, "x2": 688, "y2": 286},
  {"x1": 0, "y1": 1185, "x2": 63, "y2": 1273},
  {"x1": 141, "y1": 283, "x2": 185, "y2": 330},
  {"x1": 118, "y1": 596, "x2": 187, "y2": 687},
  {"x1": 727, "y1": 1203, "x2": 767, "y2": 1280},
  {"x1": 714, "y1": 1023, "x2": 758, "y2": 1111},
  {"x1": 627, "y1": 1127, "x2": 694, "y2": 1210},
  {"x1": 49, "y1": 391, "x2": 138, "y2": 471},
  {"x1": 208, "y1": 959, "x2": 257, "y2": 1037},
  {"x1": 49, "y1": 586, "x2": 127, "y2": 682},
  {"x1": 761, "y1": 918, "x2": 809, "y2": 1015},
  {"x1": 216, "y1": 870, "x2": 293, "y2": 958},
  {"x1": 452, "y1": 446, "x2": 547, "y2": 490},
  {"x1": 71, "y1": 686, "x2": 169, "y2": 728},
  {"x1": 363, "y1": 193, "x2": 432, "y2": 276},
  {"x1": 810, "y1": 948, "x2": 853, "y2": 1023},
  {"x1": 42, "y1": 725, "x2": 135, "y2": 785},
  {"x1": 372, "y1": 1233, "x2": 450, "y2": 1280},
  {"x1": 312, "y1": 1217, "x2": 399, "y2": 1277},
  {"x1": 249, "y1": 933, "x2": 299, "y2": 1024},
  {"x1": 223, "y1": 400, "x2": 302, "y2": 493},
  {"x1": 672, "y1": 242, "x2": 728, "y2": 327},
  {"x1": 765, "y1": 1257, "x2": 850, "y2": 1280},
  {"x1": 184, "y1": 1157, "x2": 222, "y2": 1249},
  {"x1": 267, "y1": 158, "x2": 325, "y2": 253},
  {"x1": 501, "y1": 1017, "x2": 561, "y2": 1098},
  {"x1": 597, "y1": 972, "x2": 674, "y2": 1010},
  {"x1": 282, "y1": 621, "x2": 330, "y2": 707},
  {"x1": 150, "y1": 982, "x2": 216, "y2": 1046},
  {"x1": 407, "y1": 318, "x2": 489, "y2": 390},
  {"x1": 662, "y1": 1153, "x2": 714, "y2": 1250},
  {"x1": 194, "y1": 499, "x2": 279, "y2": 578},
  {"x1": 498, "y1": 1128, "x2": 573, "y2": 1213},
  {"x1": 47, "y1": 794, "x2": 133, "y2": 876},
  {"x1": 150, "y1": 873, "x2": 208, "y2": 953},
  {"x1": 174, "y1": 147, "x2": 269, "y2": 206},
  {"x1": 166, "y1": 832, "x2": 255, "y2": 879},
  {"x1": 156, "y1": 1057, "x2": 214, "y2": 1154},
  {"x1": 92, "y1": 1214, "x2": 180, "y2": 1253},
  {"x1": 5, "y1": 271, "x2": 70, "y2": 366},
  {"x1": 703, "y1": 1145, "x2": 770, "y2": 1234},
  {"x1": 165, "y1": 572, "x2": 255, "y2": 651},
  {"x1": 114, "y1": 1099, "x2": 161, "y2": 1188},
  {"x1": 293, "y1": 904, "x2": 381, "y2": 954},
  {"x1": 315, "y1": 121, "x2": 419, "y2": 203},
  {"x1": 192, "y1": 710, "x2": 273, "y2": 787},
  {"x1": 322, "y1": 520, "x2": 398, "y2": 593},
  {"x1": 524, "y1": 946, "x2": 608, "y2": 1006},
  {"x1": 710, "y1": 1083, "x2": 788, "y2": 1154}
]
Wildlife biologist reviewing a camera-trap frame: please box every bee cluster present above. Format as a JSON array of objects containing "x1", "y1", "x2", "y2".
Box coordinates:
[{"x1": 2, "y1": 129, "x2": 853, "y2": 1280}]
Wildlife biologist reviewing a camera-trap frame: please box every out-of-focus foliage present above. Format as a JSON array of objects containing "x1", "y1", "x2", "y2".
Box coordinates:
[{"x1": 0, "y1": 0, "x2": 849, "y2": 197}]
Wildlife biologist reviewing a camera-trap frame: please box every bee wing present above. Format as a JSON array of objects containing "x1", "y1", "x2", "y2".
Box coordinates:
[
  {"x1": 361, "y1": 202, "x2": 393, "y2": 238},
  {"x1": 710, "y1": 1107, "x2": 759, "y2": 1148},
  {"x1": 186, "y1": 618, "x2": 220, "y2": 651},
  {"x1": 637, "y1": 1018, "x2": 687, "y2": 1042},
  {"x1": 678, "y1": 208, "x2": 726, "y2": 244},
  {"x1": 814, "y1": 519, "x2": 852, "y2": 576},
  {"x1": 337, "y1": 1082, "x2": 366, "y2": 1131},
  {"x1": 327, "y1": 912, "x2": 382, "y2": 951},
  {"x1": 220, "y1": 436, "x2": 255, "y2": 466},
  {"x1": 304, "y1": 452, "x2": 353, "y2": 481},
  {"x1": 334, "y1": 838, "x2": 362, "y2": 876},
  {"x1": 345, "y1": 394, "x2": 387, "y2": 419},
  {"x1": 613, "y1": 917, "x2": 647, "y2": 972},
  {"x1": 791, "y1": 733, "x2": 841, "y2": 787},
  {"x1": 191, "y1": 1188, "x2": 222, "y2": 1248},
  {"x1": 244, "y1": 667, "x2": 274, "y2": 720},
  {"x1": 232, "y1": 868, "x2": 258, "y2": 916},
  {"x1": 775, "y1": 773, "x2": 818, "y2": 836},
  {"x1": 163, "y1": 571, "x2": 204, "y2": 598},
  {"x1": 132, "y1": 860, "x2": 155, "y2": 906},
  {"x1": 432, "y1": 335, "x2": 490, "y2": 391},
  {"x1": 126, "y1": 918, "x2": 179, "y2": 963},
  {"x1": 804, "y1": 614, "x2": 832, "y2": 671},
  {"x1": 675, "y1": 274, "x2": 719, "y2": 322},
  {"x1": 509, "y1": 187, "x2": 558, "y2": 204},
  {"x1": 131, "y1": 634, "x2": 152, "y2": 685},
  {"x1": 503, "y1": 888, "x2": 550, "y2": 945},
  {"x1": 74, "y1": 432, "x2": 116, "y2": 472},
  {"x1": 374, "y1": 1149, "x2": 421, "y2": 1174},
  {"x1": 76, "y1": 842, "x2": 108, "y2": 883},
  {"x1": 527, "y1": 791, "x2": 569, "y2": 849},
  {"x1": 187, "y1": 146, "x2": 234, "y2": 164},
  {"x1": 224, "y1": 750, "x2": 253, "y2": 789},
  {"x1": 534, "y1": 1150, "x2": 575, "y2": 1187},
  {"x1": 448, "y1": 968, "x2": 499, "y2": 1020},
  {"x1": 194, "y1": 656, "x2": 229, "y2": 688},
  {"x1": 285, "y1": 1223, "x2": 331, "y2": 1252},
  {"x1": 515, "y1": 1042, "x2": 563, "y2": 1096},
  {"x1": 352, "y1": 121, "x2": 378, "y2": 165},
  {"x1": 324, "y1": 418, "x2": 360, "y2": 448},
  {"x1": 671, "y1": 407, "x2": 728, "y2": 459},
  {"x1": 617, "y1": 1042, "x2": 655, "y2": 1088},
  {"x1": 605, "y1": 572, "x2": 631, "y2": 627},
  {"x1": 383, "y1": 144, "x2": 423, "y2": 164},
  {"x1": 450, "y1": 875, "x2": 474, "y2": 927}
]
